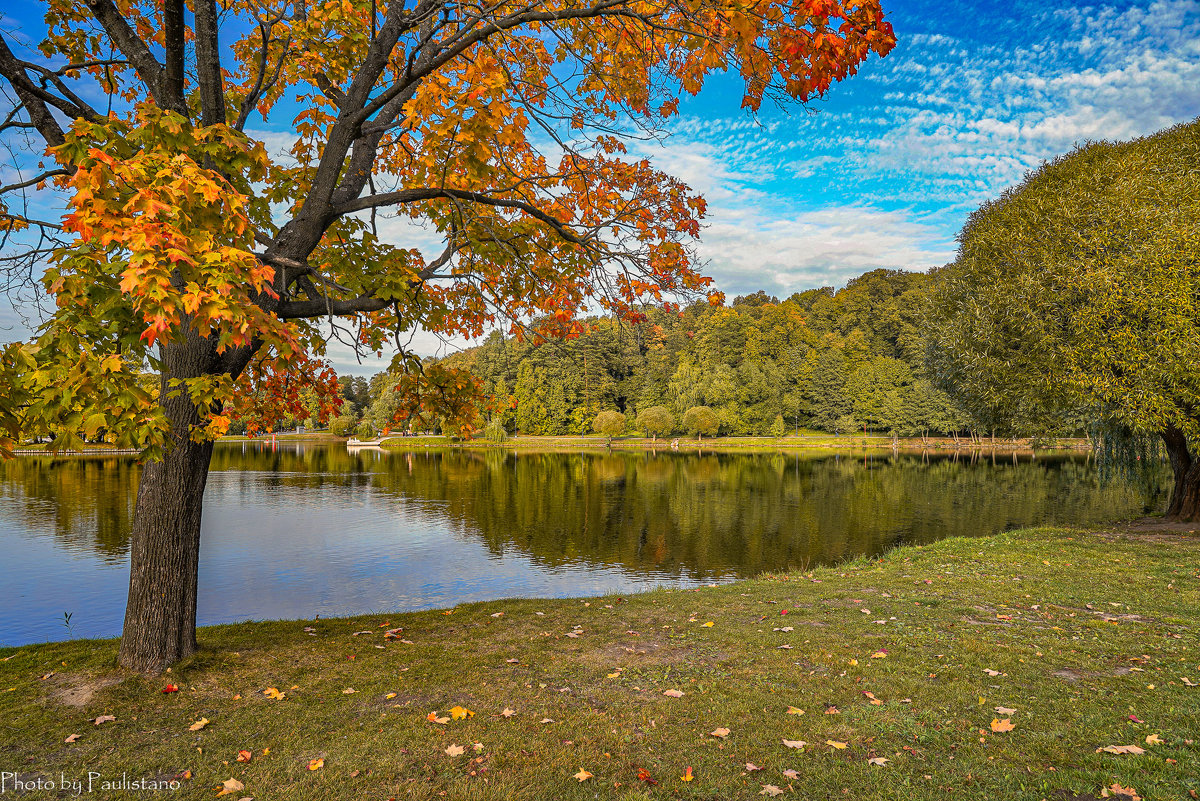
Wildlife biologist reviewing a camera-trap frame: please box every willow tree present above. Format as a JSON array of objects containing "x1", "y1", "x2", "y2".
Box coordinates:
[
  {"x1": 926, "y1": 120, "x2": 1200, "y2": 519},
  {"x1": 0, "y1": 0, "x2": 894, "y2": 671}
]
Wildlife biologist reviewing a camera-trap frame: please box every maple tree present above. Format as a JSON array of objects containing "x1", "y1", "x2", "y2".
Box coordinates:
[{"x1": 0, "y1": 0, "x2": 894, "y2": 671}]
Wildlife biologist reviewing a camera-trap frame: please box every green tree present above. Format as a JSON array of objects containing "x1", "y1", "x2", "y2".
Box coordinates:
[
  {"x1": 638, "y1": 406, "x2": 675, "y2": 442},
  {"x1": 682, "y1": 406, "x2": 720, "y2": 440},
  {"x1": 926, "y1": 120, "x2": 1200, "y2": 519},
  {"x1": 593, "y1": 410, "x2": 626, "y2": 445}
]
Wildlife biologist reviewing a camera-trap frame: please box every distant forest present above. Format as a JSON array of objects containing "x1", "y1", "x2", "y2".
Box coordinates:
[{"x1": 330, "y1": 268, "x2": 1070, "y2": 441}]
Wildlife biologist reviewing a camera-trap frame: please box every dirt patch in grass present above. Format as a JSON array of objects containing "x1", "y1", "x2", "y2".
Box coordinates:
[{"x1": 46, "y1": 672, "x2": 125, "y2": 707}]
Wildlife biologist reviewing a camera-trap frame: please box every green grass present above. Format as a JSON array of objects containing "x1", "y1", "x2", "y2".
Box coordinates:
[{"x1": 2, "y1": 527, "x2": 1197, "y2": 800}]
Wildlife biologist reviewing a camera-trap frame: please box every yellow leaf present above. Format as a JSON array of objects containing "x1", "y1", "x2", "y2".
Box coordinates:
[
  {"x1": 990, "y1": 718, "x2": 1015, "y2": 733},
  {"x1": 449, "y1": 705, "x2": 474, "y2": 720},
  {"x1": 215, "y1": 777, "x2": 243, "y2": 796},
  {"x1": 573, "y1": 769, "x2": 592, "y2": 782},
  {"x1": 870, "y1": 651, "x2": 887, "y2": 659},
  {"x1": 308, "y1": 757, "x2": 324, "y2": 770},
  {"x1": 786, "y1": 706, "x2": 805, "y2": 715},
  {"x1": 188, "y1": 717, "x2": 209, "y2": 731},
  {"x1": 868, "y1": 756, "x2": 889, "y2": 766},
  {"x1": 262, "y1": 687, "x2": 286, "y2": 700},
  {"x1": 1145, "y1": 734, "x2": 1163, "y2": 745},
  {"x1": 680, "y1": 766, "x2": 694, "y2": 781},
  {"x1": 826, "y1": 740, "x2": 848, "y2": 750},
  {"x1": 702, "y1": 621, "x2": 714, "y2": 627}
]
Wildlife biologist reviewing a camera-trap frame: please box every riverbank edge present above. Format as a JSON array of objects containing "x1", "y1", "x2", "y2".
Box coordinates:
[
  {"x1": 9, "y1": 434, "x2": 1092, "y2": 456},
  {"x1": 1, "y1": 524, "x2": 1196, "y2": 800}
]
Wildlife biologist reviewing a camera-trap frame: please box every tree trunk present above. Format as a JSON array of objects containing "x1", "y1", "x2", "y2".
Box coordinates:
[
  {"x1": 118, "y1": 334, "x2": 220, "y2": 673},
  {"x1": 1162, "y1": 426, "x2": 1200, "y2": 521}
]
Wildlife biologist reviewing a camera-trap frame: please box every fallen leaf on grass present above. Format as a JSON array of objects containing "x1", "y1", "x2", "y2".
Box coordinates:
[
  {"x1": 1145, "y1": 734, "x2": 1163, "y2": 745},
  {"x1": 868, "y1": 757, "x2": 889, "y2": 766},
  {"x1": 573, "y1": 769, "x2": 592, "y2": 782},
  {"x1": 824, "y1": 705, "x2": 840, "y2": 715},
  {"x1": 994, "y1": 706, "x2": 1016, "y2": 715},
  {"x1": 188, "y1": 718, "x2": 210, "y2": 732},
  {"x1": 426, "y1": 712, "x2": 449, "y2": 724},
  {"x1": 990, "y1": 718, "x2": 1015, "y2": 733},
  {"x1": 663, "y1": 689, "x2": 684, "y2": 698},
  {"x1": 444, "y1": 745, "x2": 464, "y2": 757},
  {"x1": 262, "y1": 687, "x2": 286, "y2": 700},
  {"x1": 539, "y1": 718, "x2": 555, "y2": 724},
  {"x1": 761, "y1": 785, "x2": 783, "y2": 797},
  {"x1": 215, "y1": 777, "x2": 243, "y2": 796},
  {"x1": 782, "y1": 739, "x2": 807, "y2": 749},
  {"x1": 1181, "y1": 677, "x2": 1198, "y2": 687},
  {"x1": 342, "y1": 688, "x2": 356, "y2": 695},
  {"x1": 308, "y1": 757, "x2": 324, "y2": 770},
  {"x1": 1097, "y1": 744, "x2": 1145, "y2": 755},
  {"x1": 870, "y1": 650, "x2": 888, "y2": 659},
  {"x1": 64, "y1": 734, "x2": 80, "y2": 743},
  {"x1": 825, "y1": 740, "x2": 848, "y2": 750},
  {"x1": 710, "y1": 728, "x2": 730, "y2": 738},
  {"x1": 680, "y1": 766, "x2": 694, "y2": 782},
  {"x1": 782, "y1": 769, "x2": 800, "y2": 779},
  {"x1": 505, "y1": 658, "x2": 520, "y2": 664},
  {"x1": 862, "y1": 691, "x2": 883, "y2": 705},
  {"x1": 449, "y1": 706, "x2": 474, "y2": 720},
  {"x1": 637, "y1": 768, "x2": 658, "y2": 785},
  {"x1": 162, "y1": 684, "x2": 179, "y2": 694},
  {"x1": 1100, "y1": 784, "x2": 1142, "y2": 800},
  {"x1": 236, "y1": 750, "x2": 252, "y2": 763},
  {"x1": 785, "y1": 706, "x2": 805, "y2": 715},
  {"x1": 490, "y1": 612, "x2": 504, "y2": 618},
  {"x1": 92, "y1": 715, "x2": 115, "y2": 726},
  {"x1": 983, "y1": 669, "x2": 1005, "y2": 677},
  {"x1": 385, "y1": 693, "x2": 397, "y2": 700},
  {"x1": 500, "y1": 708, "x2": 516, "y2": 718},
  {"x1": 745, "y1": 763, "x2": 763, "y2": 772},
  {"x1": 702, "y1": 621, "x2": 714, "y2": 627}
]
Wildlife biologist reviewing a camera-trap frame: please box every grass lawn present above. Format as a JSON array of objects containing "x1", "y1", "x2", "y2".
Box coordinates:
[{"x1": 1, "y1": 527, "x2": 1197, "y2": 800}]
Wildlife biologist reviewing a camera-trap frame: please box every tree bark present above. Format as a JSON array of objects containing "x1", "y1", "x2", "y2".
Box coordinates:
[
  {"x1": 1161, "y1": 425, "x2": 1200, "y2": 522},
  {"x1": 117, "y1": 334, "x2": 219, "y2": 673}
]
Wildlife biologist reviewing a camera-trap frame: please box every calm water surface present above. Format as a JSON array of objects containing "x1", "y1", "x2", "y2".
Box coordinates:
[{"x1": 0, "y1": 444, "x2": 1166, "y2": 646}]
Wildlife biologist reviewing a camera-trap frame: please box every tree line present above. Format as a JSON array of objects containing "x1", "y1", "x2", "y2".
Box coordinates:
[{"x1": 329, "y1": 270, "x2": 995, "y2": 440}]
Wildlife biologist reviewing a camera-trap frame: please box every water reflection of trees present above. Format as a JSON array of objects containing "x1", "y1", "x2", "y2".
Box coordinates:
[{"x1": 3, "y1": 445, "x2": 1167, "y2": 577}]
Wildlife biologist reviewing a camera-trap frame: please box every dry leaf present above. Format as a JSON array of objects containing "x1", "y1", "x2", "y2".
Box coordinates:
[
  {"x1": 990, "y1": 718, "x2": 1015, "y2": 733},
  {"x1": 500, "y1": 708, "x2": 516, "y2": 718},
  {"x1": 262, "y1": 687, "x2": 285, "y2": 700},
  {"x1": 826, "y1": 740, "x2": 848, "y2": 750},
  {"x1": 573, "y1": 769, "x2": 592, "y2": 782},
  {"x1": 444, "y1": 744, "x2": 465, "y2": 757},
  {"x1": 1097, "y1": 744, "x2": 1145, "y2": 755},
  {"x1": 162, "y1": 684, "x2": 180, "y2": 694},
  {"x1": 786, "y1": 706, "x2": 805, "y2": 715},
  {"x1": 761, "y1": 785, "x2": 783, "y2": 797},
  {"x1": 92, "y1": 715, "x2": 115, "y2": 726},
  {"x1": 637, "y1": 767, "x2": 658, "y2": 785},
  {"x1": 64, "y1": 734, "x2": 81, "y2": 743},
  {"x1": 663, "y1": 689, "x2": 684, "y2": 698},
  {"x1": 236, "y1": 750, "x2": 252, "y2": 763},
  {"x1": 308, "y1": 757, "x2": 324, "y2": 770},
  {"x1": 983, "y1": 669, "x2": 1004, "y2": 677},
  {"x1": 539, "y1": 718, "x2": 555, "y2": 724},
  {"x1": 449, "y1": 705, "x2": 474, "y2": 720},
  {"x1": 782, "y1": 769, "x2": 800, "y2": 779},
  {"x1": 868, "y1": 756, "x2": 889, "y2": 766},
  {"x1": 1145, "y1": 734, "x2": 1163, "y2": 745},
  {"x1": 994, "y1": 706, "x2": 1017, "y2": 715},
  {"x1": 862, "y1": 691, "x2": 883, "y2": 705},
  {"x1": 215, "y1": 777, "x2": 244, "y2": 796},
  {"x1": 1181, "y1": 677, "x2": 1198, "y2": 687},
  {"x1": 385, "y1": 693, "x2": 397, "y2": 700},
  {"x1": 710, "y1": 727, "x2": 730, "y2": 738},
  {"x1": 188, "y1": 718, "x2": 210, "y2": 732},
  {"x1": 680, "y1": 766, "x2": 694, "y2": 781},
  {"x1": 426, "y1": 711, "x2": 450, "y2": 724},
  {"x1": 1100, "y1": 784, "x2": 1142, "y2": 800},
  {"x1": 870, "y1": 650, "x2": 887, "y2": 659},
  {"x1": 782, "y1": 739, "x2": 807, "y2": 749},
  {"x1": 342, "y1": 688, "x2": 356, "y2": 695},
  {"x1": 745, "y1": 762, "x2": 763, "y2": 771},
  {"x1": 702, "y1": 621, "x2": 714, "y2": 627}
]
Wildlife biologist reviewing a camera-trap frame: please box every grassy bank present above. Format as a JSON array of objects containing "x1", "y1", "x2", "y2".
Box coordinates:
[
  {"x1": 2, "y1": 527, "x2": 1196, "y2": 800},
  {"x1": 373, "y1": 433, "x2": 1090, "y2": 452}
]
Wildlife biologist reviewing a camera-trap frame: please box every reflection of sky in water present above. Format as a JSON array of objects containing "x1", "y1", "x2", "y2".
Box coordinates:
[{"x1": 0, "y1": 466, "x2": 726, "y2": 647}]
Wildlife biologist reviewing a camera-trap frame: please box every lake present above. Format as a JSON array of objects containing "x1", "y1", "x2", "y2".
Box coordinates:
[{"x1": 0, "y1": 443, "x2": 1166, "y2": 646}]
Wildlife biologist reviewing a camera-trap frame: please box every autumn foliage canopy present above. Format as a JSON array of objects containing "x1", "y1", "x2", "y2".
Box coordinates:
[{"x1": 0, "y1": 0, "x2": 894, "y2": 454}]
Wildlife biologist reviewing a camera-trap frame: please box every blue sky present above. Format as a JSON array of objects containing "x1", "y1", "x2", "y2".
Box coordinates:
[{"x1": 2, "y1": 0, "x2": 1199, "y2": 374}]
